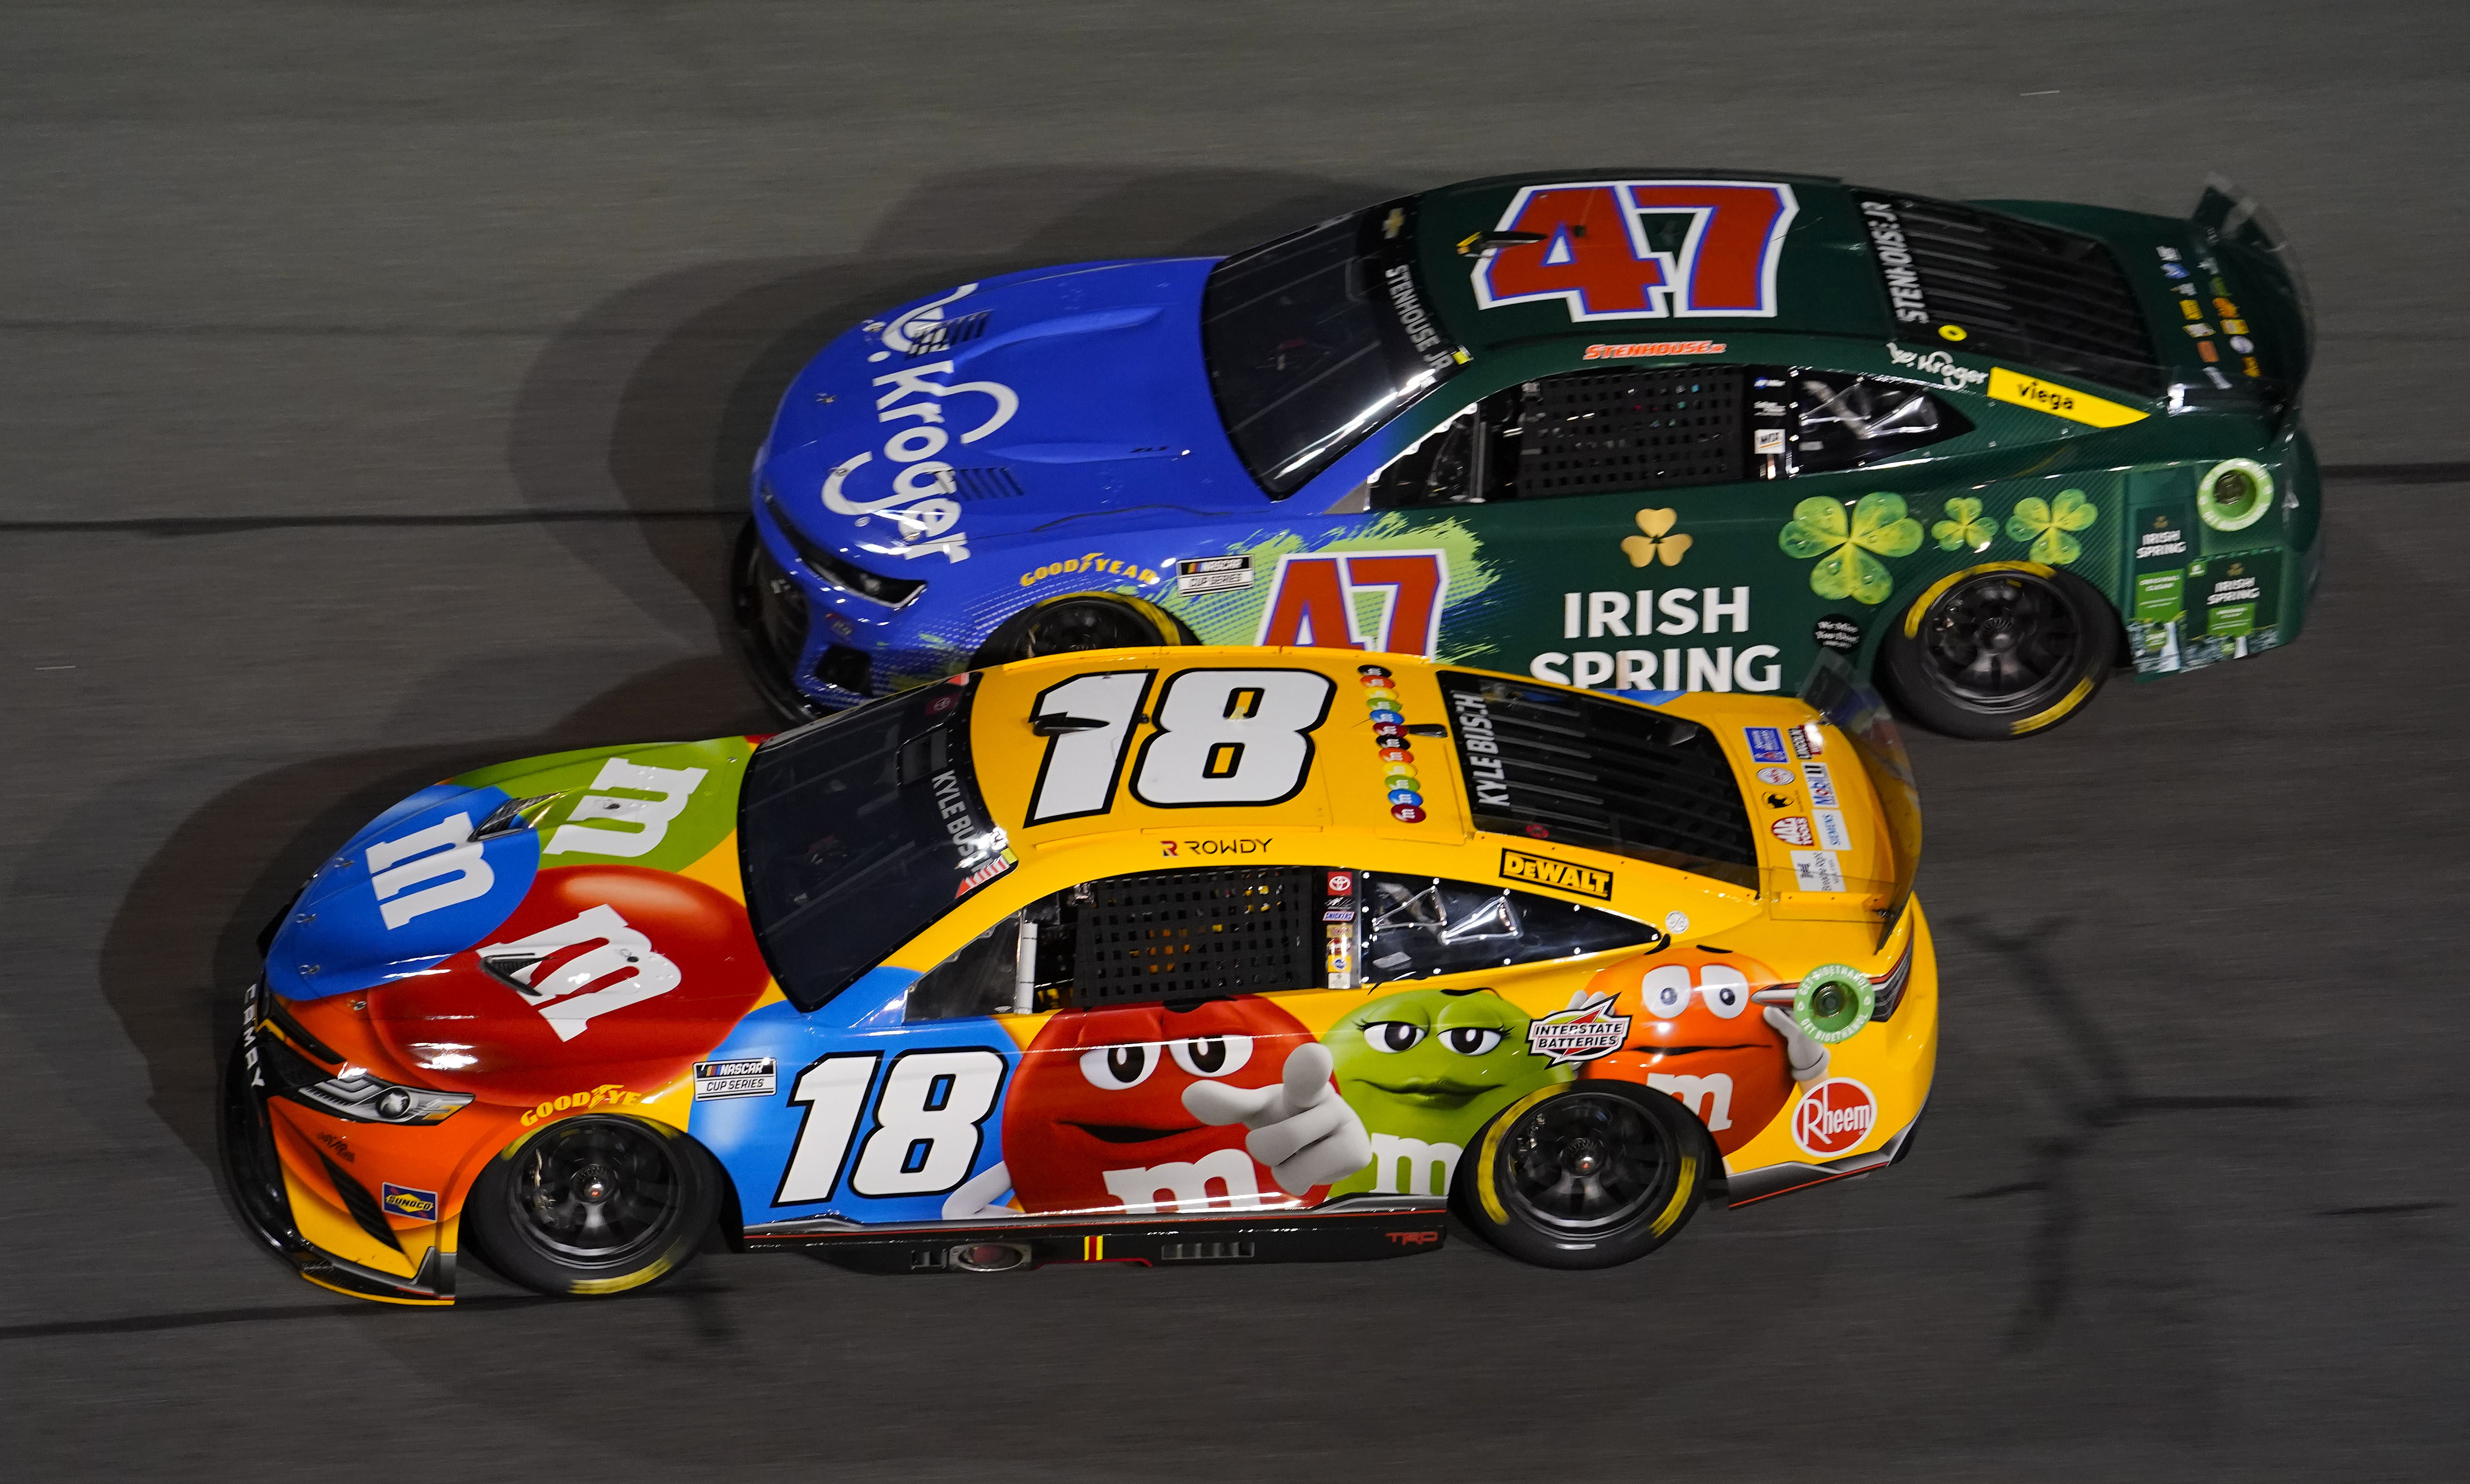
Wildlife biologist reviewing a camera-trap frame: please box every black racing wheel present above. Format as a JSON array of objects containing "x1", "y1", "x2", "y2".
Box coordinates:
[
  {"x1": 969, "y1": 594, "x2": 1195, "y2": 667},
  {"x1": 730, "y1": 519, "x2": 829, "y2": 724},
  {"x1": 1878, "y1": 564, "x2": 2117, "y2": 740},
  {"x1": 464, "y1": 1115, "x2": 720, "y2": 1298},
  {"x1": 1455, "y1": 1083, "x2": 1707, "y2": 1269}
]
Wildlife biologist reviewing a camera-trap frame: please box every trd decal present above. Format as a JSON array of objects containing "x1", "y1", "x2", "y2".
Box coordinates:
[
  {"x1": 1472, "y1": 181, "x2": 1798, "y2": 322},
  {"x1": 1255, "y1": 552, "x2": 1449, "y2": 656}
]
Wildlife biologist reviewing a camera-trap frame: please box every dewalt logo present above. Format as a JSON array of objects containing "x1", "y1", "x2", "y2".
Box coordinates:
[{"x1": 1499, "y1": 849, "x2": 1613, "y2": 901}]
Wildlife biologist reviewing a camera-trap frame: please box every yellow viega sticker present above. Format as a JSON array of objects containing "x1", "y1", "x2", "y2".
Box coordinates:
[
  {"x1": 1500, "y1": 848, "x2": 1613, "y2": 900},
  {"x1": 1988, "y1": 368, "x2": 2148, "y2": 428}
]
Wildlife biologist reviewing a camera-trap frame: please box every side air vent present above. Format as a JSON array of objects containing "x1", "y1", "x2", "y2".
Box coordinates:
[
  {"x1": 1514, "y1": 367, "x2": 1746, "y2": 497},
  {"x1": 317, "y1": 1153, "x2": 404, "y2": 1255},
  {"x1": 1853, "y1": 191, "x2": 2164, "y2": 397},
  {"x1": 1159, "y1": 1241, "x2": 1256, "y2": 1262},
  {"x1": 1073, "y1": 867, "x2": 1322, "y2": 1004},
  {"x1": 907, "y1": 310, "x2": 991, "y2": 356}
]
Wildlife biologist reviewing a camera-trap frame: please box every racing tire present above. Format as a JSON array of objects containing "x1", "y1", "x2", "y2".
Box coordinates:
[
  {"x1": 969, "y1": 594, "x2": 1195, "y2": 668},
  {"x1": 463, "y1": 1115, "x2": 720, "y2": 1298},
  {"x1": 730, "y1": 519, "x2": 831, "y2": 726},
  {"x1": 1877, "y1": 563, "x2": 2117, "y2": 741},
  {"x1": 1454, "y1": 1082, "x2": 1707, "y2": 1270}
]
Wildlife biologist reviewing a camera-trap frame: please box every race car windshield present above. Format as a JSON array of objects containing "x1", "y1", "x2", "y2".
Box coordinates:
[
  {"x1": 738, "y1": 679, "x2": 1012, "y2": 1010},
  {"x1": 1203, "y1": 197, "x2": 1464, "y2": 497}
]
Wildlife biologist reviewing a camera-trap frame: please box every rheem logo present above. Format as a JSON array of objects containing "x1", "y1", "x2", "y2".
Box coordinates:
[{"x1": 1790, "y1": 1078, "x2": 1878, "y2": 1158}]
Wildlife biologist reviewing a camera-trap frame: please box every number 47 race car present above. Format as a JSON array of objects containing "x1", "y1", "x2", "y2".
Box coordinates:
[
  {"x1": 741, "y1": 170, "x2": 2316, "y2": 740},
  {"x1": 223, "y1": 648, "x2": 1933, "y2": 1303}
]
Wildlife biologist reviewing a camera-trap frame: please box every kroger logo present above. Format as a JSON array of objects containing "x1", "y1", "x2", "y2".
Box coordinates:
[{"x1": 821, "y1": 297, "x2": 1020, "y2": 564}]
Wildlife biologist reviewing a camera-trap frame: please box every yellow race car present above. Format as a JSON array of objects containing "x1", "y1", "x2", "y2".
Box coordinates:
[{"x1": 224, "y1": 646, "x2": 1931, "y2": 1301}]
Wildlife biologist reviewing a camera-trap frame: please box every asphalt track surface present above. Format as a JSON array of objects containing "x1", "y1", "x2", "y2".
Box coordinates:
[{"x1": 6, "y1": 4, "x2": 2469, "y2": 1480}]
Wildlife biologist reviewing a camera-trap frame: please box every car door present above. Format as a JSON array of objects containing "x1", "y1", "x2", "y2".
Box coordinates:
[{"x1": 1371, "y1": 361, "x2": 1974, "y2": 694}]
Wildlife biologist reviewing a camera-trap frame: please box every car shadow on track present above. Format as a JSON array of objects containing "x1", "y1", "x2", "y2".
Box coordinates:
[
  {"x1": 505, "y1": 166, "x2": 1410, "y2": 649},
  {"x1": 81, "y1": 654, "x2": 774, "y2": 1169}
]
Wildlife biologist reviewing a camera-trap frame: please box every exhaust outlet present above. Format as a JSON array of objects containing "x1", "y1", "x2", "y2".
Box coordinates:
[{"x1": 948, "y1": 1241, "x2": 1032, "y2": 1273}]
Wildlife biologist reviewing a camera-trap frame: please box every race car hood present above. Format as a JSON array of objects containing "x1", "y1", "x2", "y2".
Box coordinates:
[
  {"x1": 261, "y1": 738, "x2": 773, "y2": 1098},
  {"x1": 760, "y1": 260, "x2": 1268, "y2": 569}
]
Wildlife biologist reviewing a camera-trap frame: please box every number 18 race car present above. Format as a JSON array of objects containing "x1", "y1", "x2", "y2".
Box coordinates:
[
  {"x1": 740, "y1": 170, "x2": 2316, "y2": 740},
  {"x1": 223, "y1": 648, "x2": 1933, "y2": 1304}
]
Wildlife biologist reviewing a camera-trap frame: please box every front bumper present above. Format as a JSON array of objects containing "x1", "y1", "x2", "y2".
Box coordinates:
[{"x1": 219, "y1": 1033, "x2": 456, "y2": 1305}]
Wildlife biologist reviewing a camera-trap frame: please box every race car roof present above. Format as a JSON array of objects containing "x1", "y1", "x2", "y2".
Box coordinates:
[{"x1": 1411, "y1": 170, "x2": 1894, "y2": 353}]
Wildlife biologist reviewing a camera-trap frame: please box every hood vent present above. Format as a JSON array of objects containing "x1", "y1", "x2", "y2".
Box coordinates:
[
  {"x1": 947, "y1": 467, "x2": 1025, "y2": 501},
  {"x1": 907, "y1": 310, "x2": 991, "y2": 357}
]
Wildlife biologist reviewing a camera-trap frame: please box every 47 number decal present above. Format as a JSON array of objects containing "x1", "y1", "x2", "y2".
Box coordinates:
[
  {"x1": 1025, "y1": 667, "x2": 1337, "y2": 825},
  {"x1": 1472, "y1": 179, "x2": 1798, "y2": 322}
]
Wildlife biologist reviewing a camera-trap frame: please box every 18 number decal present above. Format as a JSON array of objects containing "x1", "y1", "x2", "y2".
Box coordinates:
[
  {"x1": 776, "y1": 1047, "x2": 1007, "y2": 1205},
  {"x1": 1025, "y1": 667, "x2": 1336, "y2": 824}
]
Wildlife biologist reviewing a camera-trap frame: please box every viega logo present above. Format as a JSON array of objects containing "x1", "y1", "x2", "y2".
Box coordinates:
[
  {"x1": 519, "y1": 1083, "x2": 640, "y2": 1127},
  {"x1": 1791, "y1": 1078, "x2": 1878, "y2": 1157},
  {"x1": 1500, "y1": 848, "x2": 1613, "y2": 901},
  {"x1": 1255, "y1": 551, "x2": 1449, "y2": 656}
]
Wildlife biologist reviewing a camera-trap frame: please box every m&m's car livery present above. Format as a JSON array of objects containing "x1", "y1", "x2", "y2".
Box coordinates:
[
  {"x1": 224, "y1": 648, "x2": 1933, "y2": 1304},
  {"x1": 739, "y1": 171, "x2": 2316, "y2": 740}
]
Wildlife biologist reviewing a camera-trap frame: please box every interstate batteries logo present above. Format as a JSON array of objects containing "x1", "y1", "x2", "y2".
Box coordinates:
[
  {"x1": 1499, "y1": 848, "x2": 1612, "y2": 900},
  {"x1": 1526, "y1": 994, "x2": 1631, "y2": 1067}
]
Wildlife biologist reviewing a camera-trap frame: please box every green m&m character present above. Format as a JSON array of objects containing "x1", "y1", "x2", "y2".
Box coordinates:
[{"x1": 1324, "y1": 987, "x2": 1569, "y2": 1198}]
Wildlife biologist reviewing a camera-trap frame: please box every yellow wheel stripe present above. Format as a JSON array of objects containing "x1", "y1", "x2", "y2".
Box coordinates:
[
  {"x1": 1902, "y1": 561, "x2": 2058, "y2": 639},
  {"x1": 2009, "y1": 674, "x2": 2097, "y2": 735},
  {"x1": 1648, "y1": 1154, "x2": 1700, "y2": 1238},
  {"x1": 1476, "y1": 1083, "x2": 1570, "y2": 1226}
]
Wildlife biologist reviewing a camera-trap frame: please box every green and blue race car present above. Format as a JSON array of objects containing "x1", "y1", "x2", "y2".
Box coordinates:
[{"x1": 739, "y1": 170, "x2": 2316, "y2": 738}]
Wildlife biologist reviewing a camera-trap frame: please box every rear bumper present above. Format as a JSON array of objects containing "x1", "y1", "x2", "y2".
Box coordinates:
[
  {"x1": 1721, "y1": 1095, "x2": 1928, "y2": 1207},
  {"x1": 219, "y1": 1030, "x2": 456, "y2": 1305}
]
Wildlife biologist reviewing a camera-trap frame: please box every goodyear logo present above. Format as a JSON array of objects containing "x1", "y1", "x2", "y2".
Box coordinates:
[
  {"x1": 1987, "y1": 367, "x2": 2147, "y2": 428},
  {"x1": 380, "y1": 1183, "x2": 439, "y2": 1220},
  {"x1": 1500, "y1": 848, "x2": 1612, "y2": 900}
]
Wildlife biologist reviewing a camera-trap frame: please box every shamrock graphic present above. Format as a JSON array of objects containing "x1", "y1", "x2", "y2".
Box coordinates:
[
  {"x1": 1777, "y1": 492, "x2": 1924, "y2": 606},
  {"x1": 2005, "y1": 488, "x2": 2099, "y2": 564},
  {"x1": 1931, "y1": 496, "x2": 1997, "y2": 553},
  {"x1": 1620, "y1": 508, "x2": 1692, "y2": 568}
]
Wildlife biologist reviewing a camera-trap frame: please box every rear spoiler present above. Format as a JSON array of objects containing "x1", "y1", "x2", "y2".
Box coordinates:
[
  {"x1": 2192, "y1": 176, "x2": 2314, "y2": 396},
  {"x1": 1798, "y1": 653, "x2": 1920, "y2": 949}
]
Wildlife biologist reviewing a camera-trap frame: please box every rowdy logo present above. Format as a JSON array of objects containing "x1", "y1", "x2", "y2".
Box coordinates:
[{"x1": 1791, "y1": 1078, "x2": 1878, "y2": 1157}]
